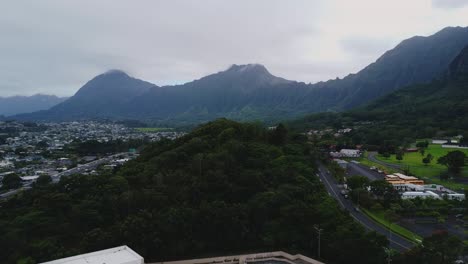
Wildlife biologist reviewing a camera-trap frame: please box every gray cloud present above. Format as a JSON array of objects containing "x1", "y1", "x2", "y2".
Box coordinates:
[
  {"x1": 340, "y1": 36, "x2": 392, "y2": 57},
  {"x1": 0, "y1": 0, "x2": 466, "y2": 96},
  {"x1": 432, "y1": 0, "x2": 468, "y2": 9}
]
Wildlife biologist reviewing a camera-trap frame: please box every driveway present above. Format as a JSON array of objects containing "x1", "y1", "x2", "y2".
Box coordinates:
[{"x1": 367, "y1": 152, "x2": 403, "y2": 171}]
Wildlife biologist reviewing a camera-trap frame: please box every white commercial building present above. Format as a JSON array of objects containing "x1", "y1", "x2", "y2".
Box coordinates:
[
  {"x1": 339, "y1": 149, "x2": 361, "y2": 157},
  {"x1": 432, "y1": 139, "x2": 448, "y2": 144},
  {"x1": 40, "y1": 246, "x2": 144, "y2": 264},
  {"x1": 401, "y1": 191, "x2": 440, "y2": 200},
  {"x1": 20, "y1": 175, "x2": 40, "y2": 182},
  {"x1": 444, "y1": 193, "x2": 465, "y2": 201}
]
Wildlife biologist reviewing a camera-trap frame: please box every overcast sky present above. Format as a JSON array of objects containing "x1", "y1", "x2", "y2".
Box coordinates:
[{"x1": 1, "y1": 0, "x2": 468, "y2": 97}]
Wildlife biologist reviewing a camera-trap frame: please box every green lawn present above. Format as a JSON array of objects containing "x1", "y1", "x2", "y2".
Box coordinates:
[
  {"x1": 362, "y1": 208, "x2": 422, "y2": 244},
  {"x1": 374, "y1": 144, "x2": 468, "y2": 190},
  {"x1": 135, "y1": 127, "x2": 174, "y2": 132}
]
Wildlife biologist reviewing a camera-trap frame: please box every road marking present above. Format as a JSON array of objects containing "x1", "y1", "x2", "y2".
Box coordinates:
[
  {"x1": 318, "y1": 164, "x2": 412, "y2": 251},
  {"x1": 350, "y1": 214, "x2": 412, "y2": 250},
  {"x1": 319, "y1": 169, "x2": 345, "y2": 208}
]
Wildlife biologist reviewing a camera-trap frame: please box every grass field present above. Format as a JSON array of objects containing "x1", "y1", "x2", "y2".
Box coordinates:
[
  {"x1": 135, "y1": 127, "x2": 174, "y2": 132},
  {"x1": 362, "y1": 208, "x2": 422, "y2": 244},
  {"x1": 347, "y1": 152, "x2": 399, "y2": 174},
  {"x1": 374, "y1": 144, "x2": 468, "y2": 190}
]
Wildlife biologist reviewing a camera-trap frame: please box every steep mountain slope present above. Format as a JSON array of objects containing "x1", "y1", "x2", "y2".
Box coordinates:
[
  {"x1": 308, "y1": 26, "x2": 468, "y2": 110},
  {"x1": 360, "y1": 44, "x2": 468, "y2": 129},
  {"x1": 14, "y1": 27, "x2": 468, "y2": 124},
  {"x1": 290, "y1": 45, "x2": 468, "y2": 143},
  {"x1": 123, "y1": 64, "x2": 309, "y2": 122},
  {"x1": 18, "y1": 70, "x2": 156, "y2": 120},
  {"x1": 0, "y1": 94, "x2": 67, "y2": 116}
]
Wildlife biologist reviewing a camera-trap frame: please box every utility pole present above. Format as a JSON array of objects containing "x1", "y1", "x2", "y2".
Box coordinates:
[{"x1": 314, "y1": 225, "x2": 323, "y2": 259}]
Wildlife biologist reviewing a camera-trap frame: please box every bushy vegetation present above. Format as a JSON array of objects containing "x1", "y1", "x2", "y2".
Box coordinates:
[
  {"x1": 288, "y1": 74, "x2": 468, "y2": 148},
  {"x1": 0, "y1": 119, "x2": 389, "y2": 264},
  {"x1": 67, "y1": 139, "x2": 148, "y2": 156}
]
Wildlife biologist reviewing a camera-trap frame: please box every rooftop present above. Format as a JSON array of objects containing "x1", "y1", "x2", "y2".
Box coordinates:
[{"x1": 40, "y1": 246, "x2": 144, "y2": 264}]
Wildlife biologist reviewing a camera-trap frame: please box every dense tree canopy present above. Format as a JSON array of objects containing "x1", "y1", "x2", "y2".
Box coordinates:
[
  {"x1": 1, "y1": 173, "x2": 21, "y2": 190},
  {"x1": 437, "y1": 150, "x2": 466, "y2": 175},
  {"x1": 0, "y1": 119, "x2": 388, "y2": 264}
]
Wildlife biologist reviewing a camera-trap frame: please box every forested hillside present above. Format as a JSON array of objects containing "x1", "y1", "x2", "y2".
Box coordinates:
[
  {"x1": 289, "y1": 45, "x2": 468, "y2": 147},
  {"x1": 0, "y1": 119, "x2": 388, "y2": 263}
]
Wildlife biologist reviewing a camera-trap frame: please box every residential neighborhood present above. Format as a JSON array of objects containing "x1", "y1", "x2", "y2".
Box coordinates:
[{"x1": 0, "y1": 121, "x2": 185, "y2": 193}]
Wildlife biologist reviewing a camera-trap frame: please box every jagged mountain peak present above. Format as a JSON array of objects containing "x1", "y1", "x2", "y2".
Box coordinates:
[
  {"x1": 227, "y1": 64, "x2": 269, "y2": 74},
  {"x1": 96, "y1": 69, "x2": 130, "y2": 78},
  {"x1": 205, "y1": 63, "x2": 292, "y2": 87}
]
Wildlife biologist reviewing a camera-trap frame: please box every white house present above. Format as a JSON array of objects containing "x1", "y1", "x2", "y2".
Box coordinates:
[
  {"x1": 0, "y1": 160, "x2": 13, "y2": 168},
  {"x1": 339, "y1": 149, "x2": 361, "y2": 158}
]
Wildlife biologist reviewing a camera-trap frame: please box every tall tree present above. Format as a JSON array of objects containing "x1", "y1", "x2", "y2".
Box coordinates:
[
  {"x1": 398, "y1": 232, "x2": 464, "y2": 264},
  {"x1": 422, "y1": 153, "x2": 434, "y2": 166},
  {"x1": 396, "y1": 150, "x2": 404, "y2": 162},
  {"x1": 1, "y1": 173, "x2": 22, "y2": 190},
  {"x1": 437, "y1": 150, "x2": 466, "y2": 175}
]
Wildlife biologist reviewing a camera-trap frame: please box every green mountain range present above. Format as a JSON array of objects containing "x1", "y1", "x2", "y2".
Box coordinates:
[
  {"x1": 13, "y1": 27, "x2": 468, "y2": 125},
  {"x1": 290, "y1": 44, "x2": 468, "y2": 145}
]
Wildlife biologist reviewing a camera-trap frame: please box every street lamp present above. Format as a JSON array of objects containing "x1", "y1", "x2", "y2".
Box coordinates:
[{"x1": 314, "y1": 225, "x2": 323, "y2": 259}]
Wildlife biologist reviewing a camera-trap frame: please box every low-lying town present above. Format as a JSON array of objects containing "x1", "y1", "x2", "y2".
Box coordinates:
[{"x1": 0, "y1": 121, "x2": 185, "y2": 195}]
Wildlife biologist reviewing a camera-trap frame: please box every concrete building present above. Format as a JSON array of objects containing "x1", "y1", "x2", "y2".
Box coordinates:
[
  {"x1": 402, "y1": 191, "x2": 440, "y2": 199},
  {"x1": 444, "y1": 193, "x2": 465, "y2": 201},
  {"x1": 329, "y1": 149, "x2": 361, "y2": 158},
  {"x1": 339, "y1": 149, "x2": 361, "y2": 157},
  {"x1": 20, "y1": 175, "x2": 40, "y2": 182},
  {"x1": 432, "y1": 139, "x2": 448, "y2": 144},
  {"x1": 41, "y1": 249, "x2": 323, "y2": 264},
  {"x1": 385, "y1": 173, "x2": 424, "y2": 186},
  {"x1": 40, "y1": 246, "x2": 143, "y2": 264},
  {"x1": 152, "y1": 251, "x2": 323, "y2": 264}
]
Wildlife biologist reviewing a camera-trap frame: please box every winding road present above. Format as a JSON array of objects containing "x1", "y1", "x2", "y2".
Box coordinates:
[
  {"x1": 316, "y1": 163, "x2": 415, "y2": 252},
  {"x1": 367, "y1": 152, "x2": 403, "y2": 171}
]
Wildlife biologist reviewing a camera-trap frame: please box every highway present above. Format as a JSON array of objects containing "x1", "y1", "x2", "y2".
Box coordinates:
[
  {"x1": 316, "y1": 163, "x2": 414, "y2": 252},
  {"x1": 50, "y1": 153, "x2": 127, "y2": 183},
  {"x1": 0, "y1": 153, "x2": 129, "y2": 199}
]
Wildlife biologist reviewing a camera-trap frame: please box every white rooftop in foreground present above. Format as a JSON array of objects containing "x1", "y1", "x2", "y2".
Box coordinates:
[{"x1": 40, "y1": 246, "x2": 144, "y2": 264}]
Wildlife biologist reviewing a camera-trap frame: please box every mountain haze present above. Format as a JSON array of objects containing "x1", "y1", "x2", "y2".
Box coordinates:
[
  {"x1": 291, "y1": 44, "x2": 468, "y2": 140},
  {"x1": 0, "y1": 94, "x2": 67, "y2": 116},
  {"x1": 13, "y1": 27, "x2": 468, "y2": 124}
]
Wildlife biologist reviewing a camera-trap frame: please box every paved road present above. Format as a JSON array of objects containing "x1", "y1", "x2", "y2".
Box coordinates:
[
  {"x1": 50, "y1": 153, "x2": 126, "y2": 183},
  {"x1": 347, "y1": 162, "x2": 385, "y2": 181},
  {"x1": 0, "y1": 187, "x2": 31, "y2": 199},
  {"x1": 0, "y1": 153, "x2": 129, "y2": 199},
  {"x1": 367, "y1": 152, "x2": 403, "y2": 171},
  {"x1": 316, "y1": 163, "x2": 415, "y2": 252}
]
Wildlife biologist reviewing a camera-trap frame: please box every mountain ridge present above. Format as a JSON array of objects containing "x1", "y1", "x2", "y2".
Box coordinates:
[
  {"x1": 0, "y1": 94, "x2": 68, "y2": 116},
  {"x1": 12, "y1": 26, "x2": 468, "y2": 125}
]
